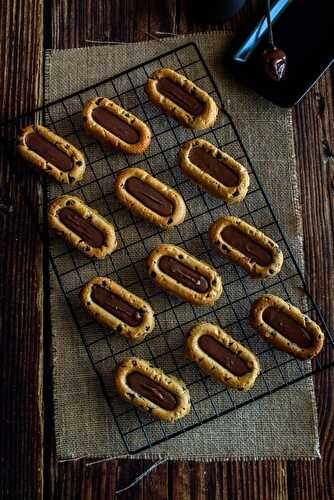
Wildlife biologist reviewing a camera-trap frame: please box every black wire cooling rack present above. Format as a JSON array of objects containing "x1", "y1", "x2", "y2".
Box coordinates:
[{"x1": 1, "y1": 42, "x2": 333, "y2": 455}]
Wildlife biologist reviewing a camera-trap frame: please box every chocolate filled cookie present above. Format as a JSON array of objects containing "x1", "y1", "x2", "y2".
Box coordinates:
[
  {"x1": 114, "y1": 357, "x2": 191, "y2": 422},
  {"x1": 145, "y1": 68, "x2": 218, "y2": 129},
  {"x1": 147, "y1": 244, "x2": 222, "y2": 305},
  {"x1": 114, "y1": 167, "x2": 186, "y2": 228},
  {"x1": 250, "y1": 294, "x2": 324, "y2": 359},
  {"x1": 17, "y1": 125, "x2": 85, "y2": 184},
  {"x1": 186, "y1": 323, "x2": 260, "y2": 390},
  {"x1": 209, "y1": 216, "x2": 283, "y2": 278},
  {"x1": 178, "y1": 138, "x2": 249, "y2": 203},
  {"x1": 80, "y1": 277, "x2": 155, "y2": 341},
  {"x1": 82, "y1": 96, "x2": 151, "y2": 154},
  {"x1": 48, "y1": 195, "x2": 117, "y2": 259}
]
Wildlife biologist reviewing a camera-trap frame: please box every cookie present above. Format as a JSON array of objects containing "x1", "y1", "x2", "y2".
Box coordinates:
[
  {"x1": 80, "y1": 276, "x2": 154, "y2": 341},
  {"x1": 209, "y1": 216, "x2": 283, "y2": 278},
  {"x1": 114, "y1": 167, "x2": 186, "y2": 228},
  {"x1": 145, "y1": 68, "x2": 218, "y2": 129},
  {"x1": 178, "y1": 138, "x2": 249, "y2": 203},
  {"x1": 82, "y1": 96, "x2": 151, "y2": 154},
  {"x1": 186, "y1": 323, "x2": 260, "y2": 390},
  {"x1": 147, "y1": 244, "x2": 222, "y2": 305},
  {"x1": 249, "y1": 294, "x2": 325, "y2": 359},
  {"x1": 17, "y1": 124, "x2": 85, "y2": 184},
  {"x1": 114, "y1": 357, "x2": 191, "y2": 422},
  {"x1": 48, "y1": 195, "x2": 117, "y2": 259}
]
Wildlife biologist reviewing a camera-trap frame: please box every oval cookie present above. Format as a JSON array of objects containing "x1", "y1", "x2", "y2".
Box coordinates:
[
  {"x1": 145, "y1": 68, "x2": 218, "y2": 129},
  {"x1": 147, "y1": 244, "x2": 222, "y2": 305},
  {"x1": 249, "y1": 294, "x2": 324, "y2": 359},
  {"x1": 80, "y1": 277, "x2": 155, "y2": 341},
  {"x1": 114, "y1": 357, "x2": 191, "y2": 422},
  {"x1": 114, "y1": 167, "x2": 186, "y2": 228},
  {"x1": 209, "y1": 216, "x2": 283, "y2": 278},
  {"x1": 17, "y1": 124, "x2": 85, "y2": 184},
  {"x1": 186, "y1": 323, "x2": 260, "y2": 390},
  {"x1": 48, "y1": 195, "x2": 117, "y2": 259},
  {"x1": 178, "y1": 138, "x2": 249, "y2": 203},
  {"x1": 82, "y1": 96, "x2": 151, "y2": 154}
]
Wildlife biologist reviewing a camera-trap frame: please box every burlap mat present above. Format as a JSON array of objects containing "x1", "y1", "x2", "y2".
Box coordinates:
[{"x1": 46, "y1": 31, "x2": 320, "y2": 460}]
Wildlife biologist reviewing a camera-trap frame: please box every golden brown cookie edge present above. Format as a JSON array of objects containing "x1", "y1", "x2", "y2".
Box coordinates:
[{"x1": 114, "y1": 357, "x2": 191, "y2": 422}]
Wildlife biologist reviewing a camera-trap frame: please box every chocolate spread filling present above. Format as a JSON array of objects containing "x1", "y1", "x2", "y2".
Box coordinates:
[
  {"x1": 91, "y1": 285, "x2": 143, "y2": 326},
  {"x1": 189, "y1": 147, "x2": 239, "y2": 187},
  {"x1": 263, "y1": 307, "x2": 313, "y2": 348},
  {"x1": 156, "y1": 78, "x2": 204, "y2": 115},
  {"x1": 125, "y1": 177, "x2": 174, "y2": 217},
  {"x1": 158, "y1": 256, "x2": 209, "y2": 293},
  {"x1": 92, "y1": 107, "x2": 140, "y2": 144},
  {"x1": 58, "y1": 207, "x2": 105, "y2": 248},
  {"x1": 198, "y1": 334, "x2": 249, "y2": 376},
  {"x1": 127, "y1": 371, "x2": 177, "y2": 410},
  {"x1": 221, "y1": 226, "x2": 272, "y2": 267},
  {"x1": 26, "y1": 132, "x2": 73, "y2": 172}
]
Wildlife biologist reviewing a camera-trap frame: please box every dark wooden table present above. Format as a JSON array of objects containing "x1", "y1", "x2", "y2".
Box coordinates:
[{"x1": 0, "y1": 1, "x2": 333, "y2": 498}]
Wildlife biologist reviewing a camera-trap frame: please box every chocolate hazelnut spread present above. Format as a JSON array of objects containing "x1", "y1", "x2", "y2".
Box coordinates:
[
  {"x1": 91, "y1": 285, "x2": 143, "y2": 326},
  {"x1": 92, "y1": 107, "x2": 140, "y2": 144},
  {"x1": 221, "y1": 226, "x2": 272, "y2": 266},
  {"x1": 189, "y1": 147, "x2": 239, "y2": 187},
  {"x1": 127, "y1": 371, "x2": 177, "y2": 410},
  {"x1": 263, "y1": 306, "x2": 313, "y2": 348},
  {"x1": 156, "y1": 78, "x2": 204, "y2": 115},
  {"x1": 26, "y1": 132, "x2": 73, "y2": 172},
  {"x1": 198, "y1": 334, "x2": 249, "y2": 376},
  {"x1": 125, "y1": 177, "x2": 174, "y2": 217},
  {"x1": 58, "y1": 207, "x2": 105, "y2": 248},
  {"x1": 158, "y1": 256, "x2": 209, "y2": 293}
]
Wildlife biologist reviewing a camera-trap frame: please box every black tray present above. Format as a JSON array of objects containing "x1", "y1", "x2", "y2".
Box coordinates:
[{"x1": 230, "y1": 0, "x2": 334, "y2": 107}]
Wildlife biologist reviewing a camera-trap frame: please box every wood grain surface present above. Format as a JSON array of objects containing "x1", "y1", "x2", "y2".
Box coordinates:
[
  {"x1": 0, "y1": 1, "x2": 44, "y2": 500},
  {"x1": 0, "y1": 1, "x2": 333, "y2": 499}
]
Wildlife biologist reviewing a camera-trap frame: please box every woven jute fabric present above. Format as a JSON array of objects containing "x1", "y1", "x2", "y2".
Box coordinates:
[{"x1": 45, "y1": 31, "x2": 320, "y2": 460}]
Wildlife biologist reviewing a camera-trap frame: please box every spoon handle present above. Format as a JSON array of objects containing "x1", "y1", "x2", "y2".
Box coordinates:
[{"x1": 266, "y1": 0, "x2": 275, "y2": 48}]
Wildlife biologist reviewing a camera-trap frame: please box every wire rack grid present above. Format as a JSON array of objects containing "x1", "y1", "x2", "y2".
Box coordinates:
[{"x1": 1, "y1": 42, "x2": 333, "y2": 455}]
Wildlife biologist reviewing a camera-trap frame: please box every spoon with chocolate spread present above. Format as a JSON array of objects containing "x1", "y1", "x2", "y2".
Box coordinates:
[{"x1": 261, "y1": 0, "x2": 287, "y2": 81}]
